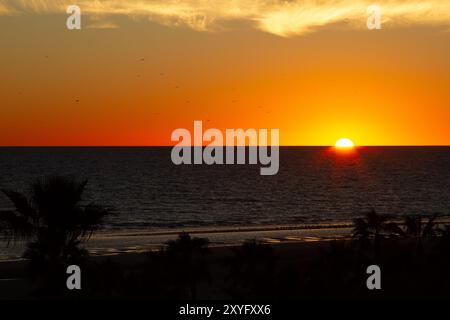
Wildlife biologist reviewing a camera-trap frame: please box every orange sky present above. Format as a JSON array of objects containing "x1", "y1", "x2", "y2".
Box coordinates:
[{"x1": 0, "y1": 1, "x2": 449, "y2": 146}]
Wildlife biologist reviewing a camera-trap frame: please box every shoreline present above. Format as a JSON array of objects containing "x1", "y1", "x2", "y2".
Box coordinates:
[
  {"x1": 0, "y1": 224, "x2": 354, "y2": 262},
  {"x1": 94, "y1": 222, "x2": 355, "y2": 237},
  {"x1": 2, "y1": 219, "x2": 450, "y2": 261},
  {"x1": 76, "y1": 217, "x2": 450, "y2": 239}
]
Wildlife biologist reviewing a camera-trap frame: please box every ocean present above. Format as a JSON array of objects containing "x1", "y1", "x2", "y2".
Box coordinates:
[
  {"x1": 0, "y1": 146, "x2": 449, "y2": 259},
  {"x1": 0, "y1": 146, "x2": 449, "y2": 229}
]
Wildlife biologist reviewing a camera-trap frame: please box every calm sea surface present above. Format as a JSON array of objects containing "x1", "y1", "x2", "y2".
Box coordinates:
[{"x1": 0, "y1": 147, "x2": 449, "y2": 231}]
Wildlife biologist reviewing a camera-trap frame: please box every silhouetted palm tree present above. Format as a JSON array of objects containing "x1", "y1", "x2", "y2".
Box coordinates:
[
  {"x1": 165, "y1": 232, "x2": 210, "y2": 255},
  {"x1": 0, "y1": 175, "x2": 109, "y2": 290},
  {"x1": 403, "y1": 214, "x2": 438, "y2": 239},
  {"x1": 352, "y1": 209, "x2": 389, "y2": 240},
  {"x1": 225, "y1": 239, "x2": 277, "y2": 299},
  {"x1": 402, "y1": 214, "x2": 438, "y2": 255},
  {"x1": 352, "y1": 209, "x2": 394, "y2": 258},
  {"x1": 145, "y1": 232, "x2": 210, "y2": 299}
]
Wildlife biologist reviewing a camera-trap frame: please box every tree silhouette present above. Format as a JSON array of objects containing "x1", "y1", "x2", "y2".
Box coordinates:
[
  {"x1": 352, "y1": 209, "x2": 390, "y2": 240},
  {"x1": 225, "y1": 239, "x2": 277, "y2": 299},
  {"x1": 144, "y1": 232, "x2": 210, "y2": 299},
  {"x1": 402, "y1": 214, "x2": 438, "y2": 255},
  {"x1": 403, "y1": 214, "x2": 438, "y2": 239},
  {"x1": 0, "y1": 175, "x2": 109, "y2": 293},
  {"x1": 352, "y1": 209, "x2": 395, "y2": 258}
]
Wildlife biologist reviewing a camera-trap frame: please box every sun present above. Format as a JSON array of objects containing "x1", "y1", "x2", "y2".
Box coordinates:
[{"x1": 335, "y1": 138, "x2": 355, "y2": 148}]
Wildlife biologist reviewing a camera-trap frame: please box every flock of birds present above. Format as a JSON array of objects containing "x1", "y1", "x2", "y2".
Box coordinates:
[{"x1": 19, "y1": 55, "x2": 272, "y2": 117}]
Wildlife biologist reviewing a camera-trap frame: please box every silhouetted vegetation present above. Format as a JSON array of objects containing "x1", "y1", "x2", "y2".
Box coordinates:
[
  {"x1": 79, "y1": 232, "x2": 212, "y2": 299},
  {"x1": 0, "y1": 175, "x2": 109, "y2": 297},
  {"x1": 2, "y1": 198, "x2": 450, "y2": 299},
  {"x1": 225, "y1": 239, "x2": 277, "y2": 299},
  {"x1": 146, "y1": 232, "x2": 211, "y2": 299}
]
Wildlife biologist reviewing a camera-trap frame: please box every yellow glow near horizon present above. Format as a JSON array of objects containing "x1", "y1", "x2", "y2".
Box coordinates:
[{"x1": 335, "y1": 138, "x2": 355, "y2": 148}]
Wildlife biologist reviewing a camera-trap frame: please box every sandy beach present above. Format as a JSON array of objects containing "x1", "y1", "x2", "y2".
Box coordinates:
[{"x1": 0, "y1": 224, "x2": 353, "y2": 260}]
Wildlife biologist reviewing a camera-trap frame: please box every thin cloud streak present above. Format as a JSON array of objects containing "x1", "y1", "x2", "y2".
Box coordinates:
[{"x1": 1, "y1": 0, "x2": 449, "y2": 36}]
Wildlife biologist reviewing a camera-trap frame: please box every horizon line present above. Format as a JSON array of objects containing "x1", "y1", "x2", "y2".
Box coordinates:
[{"x1": 1, "y1": 145, "x2": 450, "y2": 148}]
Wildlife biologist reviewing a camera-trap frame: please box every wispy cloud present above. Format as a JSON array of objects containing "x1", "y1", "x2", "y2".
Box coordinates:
[{"x1": 1, "y1": 0, "x2": 449, "y2": 36}]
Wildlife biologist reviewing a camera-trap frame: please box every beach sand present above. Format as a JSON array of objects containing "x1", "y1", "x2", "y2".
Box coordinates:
[{"x1": 0, "y1": 224, "x2": 353, "y2": 260}]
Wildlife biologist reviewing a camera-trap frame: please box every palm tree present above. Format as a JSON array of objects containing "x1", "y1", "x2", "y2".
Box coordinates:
[
  {"x1": 352, "y1": 209, "x2": 389, "y2": 240},
  {"x1": 225, "y1": 239, "x2": 277, "y2": 299},
  {"x1": 146, "y1": 232, "x2": 210, "y2": 299},
  {"x1": 402, "y1": 214, "x2": 438, "y2": 255},
  {"x1": 0, "y1": 175, "x2": 109, "y2": 288},
  {"x1": 352, "y1": 209, "x2": 394, "y2": 257},
  {"x1": 403, "y1": 214, "x2": 438, "y2": 239}
]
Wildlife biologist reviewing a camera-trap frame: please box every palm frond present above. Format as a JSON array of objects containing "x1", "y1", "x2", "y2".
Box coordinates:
[
  {"x1": 1, "y1": 189, "x2": 37, "y2": 221},
  {"x1": 77, "y1": 204, "x2": 109, "y2": 241},
  {"x1": 0, "y1": 210, "x2": 35, "y2": 244}
]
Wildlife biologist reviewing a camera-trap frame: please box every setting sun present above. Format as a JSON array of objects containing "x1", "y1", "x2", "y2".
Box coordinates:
[{"x1": 335, "y1": 138, "x2": 355, "y2": 148}]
